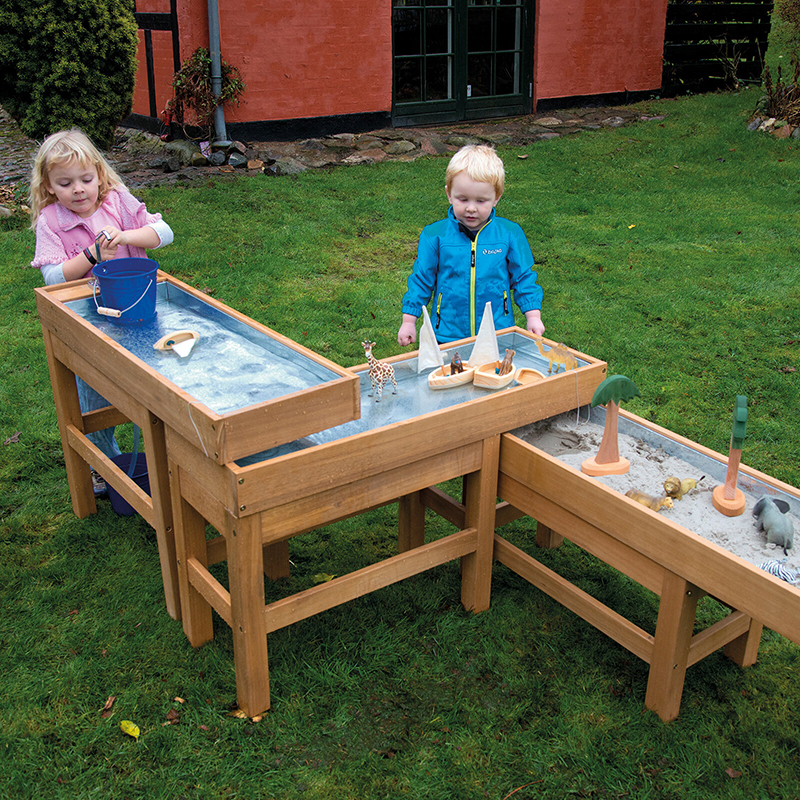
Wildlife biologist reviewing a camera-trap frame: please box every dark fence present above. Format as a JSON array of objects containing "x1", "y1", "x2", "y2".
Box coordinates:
[{"x1": 662, "y1": 0, "x2": 773, "y2": 95}]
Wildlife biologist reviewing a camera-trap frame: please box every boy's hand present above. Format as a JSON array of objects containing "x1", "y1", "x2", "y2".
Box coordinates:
[
  {"x1": 525, "y1": 310, "x2": 545, "y2": 337},
  {"x1": 398, "y1": 316, "x2": 418, "y2": 346}
]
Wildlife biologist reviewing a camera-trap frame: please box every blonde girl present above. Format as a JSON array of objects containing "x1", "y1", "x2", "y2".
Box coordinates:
[
  {"x1": 30, "y1": 128, "x2": 173, "y2": 285},
  {"x1": 29, "y1": 129, "x2": 174, "y2": 483}
]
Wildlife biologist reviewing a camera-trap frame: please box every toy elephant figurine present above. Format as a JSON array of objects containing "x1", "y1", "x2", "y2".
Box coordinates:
[{"x1": 753, "y1": 496, "x2": 794, "y2": 555}]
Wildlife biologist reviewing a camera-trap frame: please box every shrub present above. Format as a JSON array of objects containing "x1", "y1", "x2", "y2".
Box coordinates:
[
  {"x1": 0, "y1": 0, "x2": 138, "y2": 148},
  {"x1": 168, "y1": 47, "x2": 245, "y2": 140}
]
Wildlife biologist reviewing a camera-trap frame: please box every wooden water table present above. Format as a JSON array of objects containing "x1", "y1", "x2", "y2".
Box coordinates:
[
  {"x1": 496, "y1": 408, "x2": 800, "y2": 721},
  {"x1": 35, "y1": 271, "x2": 606, "y2": 716},
  {"x1": 35, "y1": 272, "x2": 361, "y2": 621}
]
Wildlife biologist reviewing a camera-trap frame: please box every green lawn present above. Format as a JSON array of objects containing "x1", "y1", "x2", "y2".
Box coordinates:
[{"x1": 1, "y1": 84, "x2": 800, "y2": 799}]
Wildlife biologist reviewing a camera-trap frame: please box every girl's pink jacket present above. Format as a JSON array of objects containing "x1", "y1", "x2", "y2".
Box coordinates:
[{"x1": 31, "y1": 188, "x2": 163, "y2": 278}]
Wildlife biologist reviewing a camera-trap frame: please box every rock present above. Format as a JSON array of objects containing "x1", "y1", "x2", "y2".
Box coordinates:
[
  {"x1": 114, "y1": 161, "x2": 139, "y2": 174},
  {"x1": 228, "y1": 152, "x2": 248, "y2": 168},
  {"x1": 190, "y1": 152, "x2": 209, "y2": 167},
  {"x1": 209, "y1": 151, "x2": 226, "y2": 166},
  {"x1": 230, "y1": 140, "x2": 247, "y2": 154},
  {"x1": 165, "y1": 139, "x2": 200, "y2": 166},
  {"x1": 792, "y1": 127, "x2": 800, "y2": 140},
  {"x1": 444, "y1": 135, "x2": 482, "y2": 147},
  {"x1": 601, "y1": 116, "x2": 626, "y2": 127},
  {"x1": 343, "y1": 148, "x2": 387, "y2": 165},
  {"x1": 534, "y1": 117, "x2": 563, "y2": 126},
  {"x1": 272, "y1": 156, "x2": 308, "y2": 175},
  {"x1": 773, "y1": 123, "x2": 792, "y2": 139},
  {"x1": 0, "y1": 205, "x2": 13, "y2": 218},
  {"x1": 147, "y1": 156, "x2": 167, "y2": 169},
  {"x1": 355, "y1": 137, "x2": 385, "y2": 151},
  {"x1": 247, "y1": 159, "x2": 265, "y2": 170},
  {"x1": 482, "y1": 132, "x2": 513, "y2": 145},
  {"x1": 162, "y1": 156, "x2": 182, "y2": 173},
  {"x1": 385, "y1": 140, "x2": 416, "y2": 155},
  {"x1": 536, "y1": 131, "x2": 560, "y2": 140},
  {"x1": 747, "y1": 117, "x2": 763, "y2": 132}
]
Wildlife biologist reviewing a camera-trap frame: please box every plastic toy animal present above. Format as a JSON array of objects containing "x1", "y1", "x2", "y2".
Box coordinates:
[
  {"x1": 361, "y1": 340, "x2": 398, "y2": 402},
  {"x1": 753, "y1": 496, "x2": 794, "y2": 555},
  {"x1": 532, "y1": 336, "x2": 577, "y2": 374},
  {"x1": 497, "y1": 348, "x2": 515, "y2": 376},
  {"x1": 451, "y1": 352, "x2": 465, "y2": 374},
  {"x1": 625, "y1": 490, "x2": 674, "y2": 512},
  {"x1": 663, "y1": 476, "x2": 701, "y2": 501}
]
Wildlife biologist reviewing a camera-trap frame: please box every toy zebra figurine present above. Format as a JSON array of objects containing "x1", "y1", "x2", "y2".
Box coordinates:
[
  {"x1": 757, "y1": 559, "x2": 800, "y2": 585},
  {"x1": 361, "y1": 340, "x2": 398, "y2": 402}
]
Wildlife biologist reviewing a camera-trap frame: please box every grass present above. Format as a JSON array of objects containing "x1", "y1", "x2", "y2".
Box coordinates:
[{"x1": 2, "y1": 84, "x2": 800, "y2": 799}]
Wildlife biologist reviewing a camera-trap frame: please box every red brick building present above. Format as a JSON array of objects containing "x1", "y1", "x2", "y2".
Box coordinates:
[{"x1": 132, "y1": 0, "x2": 669, "y2": 137}]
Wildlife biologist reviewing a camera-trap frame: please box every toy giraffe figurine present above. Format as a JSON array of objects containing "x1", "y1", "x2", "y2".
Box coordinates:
[{"x1": 361, "y1": 340, "x2": 398, "y2": 402}]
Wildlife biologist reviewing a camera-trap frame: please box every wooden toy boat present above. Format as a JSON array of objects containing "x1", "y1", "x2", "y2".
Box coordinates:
[
  {"x1": 515, "y1": 367, "x2": 546, "y2": 385},
  {"x1": 153, "y1": 329, "x2": 199, "y2": 357},
  {"x1": 428, "y1": 362, "x2": 476, "y2": 389},
  {"x1": 473, "y1": 361, "x2": 517, "y2": 389}
]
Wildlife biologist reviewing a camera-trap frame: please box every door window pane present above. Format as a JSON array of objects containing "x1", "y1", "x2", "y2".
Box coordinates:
[
  {"x1": 467, "y1": 53, "x2": 492, "y2": 97},
  {"x1": 495, "y1": 52, "x2": 518, "y2": 95},
  {"x1": 496, "y1": 8, "x2": 520, "y2": 51},
  {"x1": 426, "y1": 55, "x2": 452, "y2": 100},
  {"x1": 468, "y1": 8, "x2": 492, "y2": 53},
  {"x1": 393, "y1": 8, "x2": 421, "y2": 57},
  {"x1": 426, "y1": 8, "x2": 450, "y2": 54},
  {"x1": 396, "y1": 58, "x2": 422, "y2": 102}
]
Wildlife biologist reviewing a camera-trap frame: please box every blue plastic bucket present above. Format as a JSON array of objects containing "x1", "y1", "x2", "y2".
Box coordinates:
[
  {"x1": 106, "y1": 452, "x2": 150, "y2": 516},
  {"x1": 92, "y1": 257, "x2": 158, "y2": 326}
]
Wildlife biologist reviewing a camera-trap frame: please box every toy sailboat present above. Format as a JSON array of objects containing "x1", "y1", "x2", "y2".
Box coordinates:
[
  {"x1": 154, "y1": 329, "x2": 199, "y2": 358},
  {"x1": 420, "y1": 305, "x2": 476, "y2": 389},
  {"x1": 471, "y1": 303, "x2": 518, "y2": 389}
]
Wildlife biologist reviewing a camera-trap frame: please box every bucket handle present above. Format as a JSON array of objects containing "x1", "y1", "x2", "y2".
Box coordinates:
[{"x1": 92, "y1": 278, "x2": 153, "y2": 318}]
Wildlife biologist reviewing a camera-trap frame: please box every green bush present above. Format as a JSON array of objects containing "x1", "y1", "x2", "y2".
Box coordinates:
[{"x1": 0, "y1": 0, "x2": 138, "y2": 148}]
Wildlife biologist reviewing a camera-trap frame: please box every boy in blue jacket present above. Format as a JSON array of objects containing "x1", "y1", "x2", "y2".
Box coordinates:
[{"x1": 398, "y1": 145, "x2": 545, "y2": 346}]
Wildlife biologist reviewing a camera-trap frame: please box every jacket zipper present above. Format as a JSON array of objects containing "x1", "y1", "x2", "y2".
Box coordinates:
[{"x1": 503, "y1": 290, "x2": 509, "y2": 315}]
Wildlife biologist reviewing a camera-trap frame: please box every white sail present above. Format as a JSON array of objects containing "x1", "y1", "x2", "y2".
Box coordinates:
[
  {"x1": 417, "y1": 305, "x2": 445, "y2": 372},
  {"x1": 172, "y1": 337, "x2": 197, "y2": 358},
  {"x1": 468, "y1": 302, "x2": 500, "y2": 366}
]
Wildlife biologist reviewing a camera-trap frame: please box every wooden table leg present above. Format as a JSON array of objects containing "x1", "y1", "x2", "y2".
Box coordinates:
[
  {"x1": 42, "y1": 329, "x2": 95, "y2": 518},
  {"x1": 227, "y1": 513, "x2": 271, "y2": 716},
  {"x1": 461, "y1": 435, "x2": 500, "y2": 613},
  {"x1": 645, "y1": 570, "x2": 700, "y2": 722},
  {"x1": 536, "y1": 522, "x2": 563, "y2": 549},
  {"x1": 398, "y1": 491, "x2": 426, "y2": 552},
  {"x1": 171, "y1": 459, "x2": 214, "y2": 648},
  {"x1": 263, "y1": 541, "x2": 290, "y2": 581},
  {"x1": 724, "y1": 618, "x2": 763, "y2": 667},
  {"x1": 143, "y1": 412, "x2": 181, "y2": 620}
]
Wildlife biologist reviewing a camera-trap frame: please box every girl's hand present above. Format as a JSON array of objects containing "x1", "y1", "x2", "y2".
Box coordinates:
[
  {"x1": 96, "y1": 230, "x2": 119, "y2": 261},
  {"x1": 98, "y1": 226, "x2": 129, "y2": 249}
]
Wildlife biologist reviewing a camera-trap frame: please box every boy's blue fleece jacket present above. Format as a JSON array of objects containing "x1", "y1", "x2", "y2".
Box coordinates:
[{"x1": 401, "y1": 207, "x2": 543, "y2": 343}]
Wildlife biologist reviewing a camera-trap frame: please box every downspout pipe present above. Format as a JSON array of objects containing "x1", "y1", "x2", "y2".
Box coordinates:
[{"x1": 207, "y1": 0, "x2": 230, "y2": 145}]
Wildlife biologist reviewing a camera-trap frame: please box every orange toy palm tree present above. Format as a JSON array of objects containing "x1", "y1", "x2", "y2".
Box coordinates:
[{"x1": 582, "y1": 375, "x2": 641, "y2": 476}]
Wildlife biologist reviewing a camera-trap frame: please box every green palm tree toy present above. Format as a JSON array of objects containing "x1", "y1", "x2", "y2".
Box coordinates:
[
  {"x1": 581, "y1": 375, "x2": 641, "y2": 477},
  {"x1": 712, "y1": 395, "x2": 748, "y2": 517}
]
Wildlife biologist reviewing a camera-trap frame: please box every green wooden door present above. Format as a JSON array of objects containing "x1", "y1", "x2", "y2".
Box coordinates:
[{"x1": 392, "y1": 0, "x2": 533, "y2": 127}]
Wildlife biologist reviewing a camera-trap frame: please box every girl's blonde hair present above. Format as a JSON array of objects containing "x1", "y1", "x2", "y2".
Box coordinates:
[
  {"x1": 28, "y1": 129, "x2": 125, "y2": 227},
  {"x1": 445, "y1": 144, "x2": 505, "y2": 197}
]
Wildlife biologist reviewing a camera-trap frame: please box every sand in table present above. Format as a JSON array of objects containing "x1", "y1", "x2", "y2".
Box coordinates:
[{"x1": 513, "y1": 411, "x2": 800, "y2": 577}]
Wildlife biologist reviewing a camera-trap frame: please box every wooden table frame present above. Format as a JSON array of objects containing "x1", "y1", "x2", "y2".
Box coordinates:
[
  {"x1": 495, "y1": 410, "x2": 800, "y2": 721},
  {"x1": 165, "y1": 339, "x2": 606, "y2": 716},
  {"x1": 35, "y1": 273, "x2": 360, "y2": 621}
]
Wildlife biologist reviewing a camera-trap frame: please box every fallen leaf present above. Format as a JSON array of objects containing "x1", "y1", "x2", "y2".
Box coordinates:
[
  {"x1": 672, "y1": 164, "x2": 679, "y2": 169},
  {"x1": 517, "y1": 154, "x2": 529, "y2": 159},
  {"x1": 725, "y1": 768, "x2": 741, "y2": 779},
  {"x1": 174, "y1": 696, "x2": 185, "y2": 704},
  {"x1": 165, "y1": 708, "x2": 180, "y2": 723},
  {"x1": 100, "y1": 696, "x2": 116, "y2": 718},
  {"x1": 628, "y1": 224, "x2": 636, "y2": 229},
  {"x1": 778, "y1": 366, "x2": 796, "y2": 373},
  {"x1": 199, "y1": 724, "x2": 210, "y2": 731},
  {"x1": 120, "y1": 720, "x2": 140, "y2": 740},
  {"x1": 312, "y1": 572, "x2": 336, "y2": 583},
  {"x1": 228, "y1": 708, "x2": 248, "y2": 719},
  {"x1": 3, "y1": 432, "x2": 21, "y2": 445}
]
